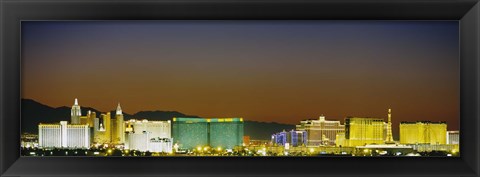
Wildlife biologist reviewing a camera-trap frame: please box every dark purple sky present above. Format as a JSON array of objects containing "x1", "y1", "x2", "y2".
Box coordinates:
[{"x1": 22, "y1": 21, "x2": 459, "y2": 132}]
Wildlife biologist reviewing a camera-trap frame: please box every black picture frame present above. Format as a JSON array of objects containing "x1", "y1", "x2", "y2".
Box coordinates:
[{"x1": 1, "y1": 0, "x2": 479, "y2": 176}]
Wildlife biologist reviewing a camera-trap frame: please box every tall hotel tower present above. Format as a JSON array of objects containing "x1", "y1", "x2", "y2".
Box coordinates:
[
  {"x1": 71, "y1": 98, "x2": 81, "y2": 124},
  {"x1": 385, "y1": 109, "x2": 394, "y2": 143},
  {"x1": 295, "y1": 115, "x2": 344, "y2": 146},
  {"x1": 113, "y1": 103, "x2": 125, "y2": 144}
]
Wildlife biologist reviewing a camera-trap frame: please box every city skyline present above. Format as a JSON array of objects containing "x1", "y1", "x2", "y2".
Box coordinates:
[
  {"x1": 22, "y1": 21, "x2": 459, "y2": 131},
  {"x1": 22, "y1": 97, "x2": 460, "y2": 157}
]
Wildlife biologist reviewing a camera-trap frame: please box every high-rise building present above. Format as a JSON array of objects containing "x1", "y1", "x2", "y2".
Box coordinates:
[
  {"x1": 93, "y1": 112, "x2": 112, "y2": 144},
  {"x1": 124, "y1": 132, "x2": 173, "y2": 153},
  {"x1": 399, "y1": 121, "x2": 447, "y2": 145},
  {"x1": 111, "y1": 103, "x2": 125, "y2": 144},
  {"x1": 447, "y1": 131, "x2": 460, "y2": 145},
  {"x1": 149, "y1": 137, "x2": 173, "y2": 153},
  {"x1": 295, "y1": 115, "x2": 344, "y2": 146},
  {"x1": 209, "y1": 118, "x2": 244, "y2": 149},
  {"x1": 343, "y1": 117, "x2": 385, "y2": 147},
  {"x1": 70, "y1": 98, "x2": 81, "y2": 124},
  {"x1": 86, "y1": 110, "x2": 96, "y2": 128},
  {"x1": 335, "y1": 132, "x2": 345, "y2": 147},
  {"x1": 172, "y1": 118, "x2": 209, "y2": 150},
  {"x1": 38, "y1": 121, "x2": 90, "y2": 149},
  {"x1": 272, "y1": 130, "x2": 307, "y2": 147},
  {"x1": 125, "y1": 119, "x2": 171, "y2": 138},
  {"x1": 79, "y1": 115, "x2": 88, "y2": 125},
  {"x1": 272, "y1": 131, "x2": 287, "y2": 146},
  {"x1": 172, "y1": 117, "x2": 244, "y2": 150},
  {"x1": 125, "y1": 131, "x2": 150, "y2": 152},
  {"x1": 124, "y1": 119, "x2": 172, "y2": 152}
]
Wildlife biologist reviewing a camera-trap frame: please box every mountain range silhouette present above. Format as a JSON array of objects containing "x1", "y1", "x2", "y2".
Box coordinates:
[{"x1": 21, "y1": 99, "x2": 295, "y2": 140}]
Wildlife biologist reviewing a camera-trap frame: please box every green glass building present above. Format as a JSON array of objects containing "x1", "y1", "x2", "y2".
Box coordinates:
[
  {"x1": 209, "y1": 118, "x2": 244, "y2": 149},
  {"x1": 172, "y1": 117, "x2": 244, "y2": 150},
  {"x1": 172, "y1": 118, "x2": 208, "y2": 150}
]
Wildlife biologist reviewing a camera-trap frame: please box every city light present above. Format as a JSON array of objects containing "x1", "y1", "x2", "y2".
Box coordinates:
[{"x1": 22, "y1": 99, "x2": 459, "y2": 157}]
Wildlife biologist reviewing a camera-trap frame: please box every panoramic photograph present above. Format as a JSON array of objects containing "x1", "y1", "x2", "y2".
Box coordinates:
[{"x1": 20, "y1": 21, "x2": 459, "y2": 157}]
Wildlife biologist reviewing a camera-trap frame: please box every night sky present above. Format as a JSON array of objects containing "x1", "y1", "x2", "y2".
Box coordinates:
[{"x1": 21, "y1": 21, "x2": 459, "y2": 131}]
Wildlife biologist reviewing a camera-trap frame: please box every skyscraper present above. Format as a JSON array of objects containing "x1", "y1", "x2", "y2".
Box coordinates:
[
  {"x1": 343, "y1": 117, "x2": 385, "y2": 147},
  {"x1": 38, "y1": 121, "x2": 90, "y2": 149},
  {"x1": 124, "y1": 119, "x2": 172, "y2": 152},
  {"x1": 172, "y1": 118, "x2": 209, "y2": 150},
  {"x1": 209, "y1": 118, "x2": 244, "y2": 149},
  {"x1": 272, "y1": 130, "x2": 307, "y2": 147},
  {"x1": 295, "y1": 115, "x2": 344, "y2": 146},
  {"x1": 70, "y1": 98, "x2": 81, "y2": 124},
  {"x1": 86, "y1": 110, "x2": 96, "y2": 128},
  {"x1": 172, "y1": 117, "x2": 244, "y2": 150},
  {"x1": 399, "y1": 121, "x2": 447, "y2": 145},
  {"x1": 93, "y1": 112, "x2": 112, "y2": 144},
  {"x1": 112, "y1": 103, "x2": 125, "y2": 144}
]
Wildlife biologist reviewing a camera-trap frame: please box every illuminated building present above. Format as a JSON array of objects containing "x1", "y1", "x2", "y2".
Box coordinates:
[
  {"x1": 149, "y1": 137, "x2": 173, "y2": 153},
  {"x1": 38, "y1": 121, "x2": 90, "y2": 149},
  {"x1": 79, "y1": 115, "x2": 88, "y2": 125},
  {"x1": 93, "y1": 112, "x2": 112, "y2": 144},
  {"x1": 385, "y1": 109, "x2": 394, "y2": 143},
  {"x1": 86, "y1": 110, "x2": 96, "y2": 128},
  {"x1": 125, "y1": 131, "x2": 149, "y2": 151},
  {"x1": 447, "y1": 131, "x2": 459, "y2": 145},
  {"x1": 172, "y1": 117, "x2": 244, "y2": 150},
  {"x1": 335, "y1": 132, "x2": 345, "y2": 147},
  {"x1": 111, "y1": 103, "x2": 125, "y2": 144},
  {"x1": 272, "y1": 130, "x2": 307, "y2": 147},
  {"x1": 272, "y1": 131, "x2": 287, "y2": 145},
  {"x1": 125, "y1": 132, "x2": 173, "y2": 153},
  {"x1": 124, "y1": 119, "x2": 172, "y2": 152},
  {"x1": 125, "y1": 119, "x2": 171, "y2": 139},
  {"x1": 295, "y1": 115, "x2": 344, "y2": 146},
  {"x1": 209, "y1": 118, "x2": 244, "y2": 149},
  {"x1": 21, "y1": 133, "x2": 38, "y2": 148},
  {"x1": 172, "y1": 118, "x2": 208, "y2": 150},
  {"x1": 70, "y1": 98, "x2": 81, "y2": 124},
  {"x1": 243, "y1": 136, "x2": 250, "y2": 145},
  {"x1": 399, "y1": 121, "x2": 447, "y2": 145},
  {"x1": 410, "y1": 144, "x2": 458, "y2": 152},
  {"x1": 343, "y1": 117, "x2": 385, "y2": 147}
]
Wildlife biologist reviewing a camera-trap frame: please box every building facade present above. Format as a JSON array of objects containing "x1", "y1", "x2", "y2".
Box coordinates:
[
  {"x1": 272, "y1": 130, "x2": 307, "y2": 147},
  {"x1": 93, "y1": 112, "x2": 112, "y2": 144},
  {"x1": 124, "y1": 119, "x2": 172, "y2": 152},
  {"x1": 125, "y1": 119, "x2": 171, "y2": 138},
  {"x1": 111, "y1": 103, "x2": 125, "y2": 144},
  {"x1": 125, "y1": 131, "x2": 150, "y2": 151},
  {"x1": 447, "y1": 131, "x2": 460, "y2": 145},
  {"x1": 295, "y1": 115, "x2": 344, "y2": 146},
  {"x1": 21, "y1": 133, "x2": 39, "y2": 148},
  {"x1": 209, "y1": 118, "x2": 244, "y2": 149},
  {"x1": 399, "y1": 121, "x2": 447, "y2": 145},
  {"x1": 172, "y1": 117, "x2": 244, "y2": 150},
  {"x1": 149, "y1": 137, "x2": 173, "y2": 153},
  {"x1": 70, "y1": 98, "x2": 81, "y2": 124},
  {"x1": 172, "y1": 118, "x2": 209, "y2": 150},
  {"x1": 343, "y1": 117, "x2": 385, "y2": 147},
  {"x1": 38, "y1": 121, "x2": 90, "y2": 149}
]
